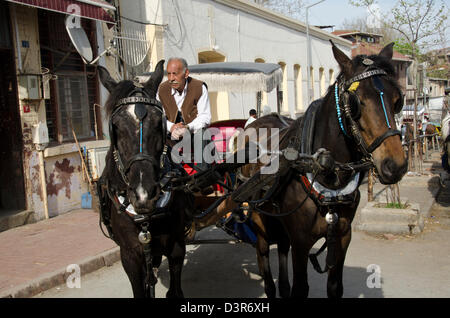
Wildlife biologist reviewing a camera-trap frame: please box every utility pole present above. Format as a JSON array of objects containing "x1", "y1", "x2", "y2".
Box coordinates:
[{"x1": 306, "y1": 0, "x2": 325, "y2": 105}]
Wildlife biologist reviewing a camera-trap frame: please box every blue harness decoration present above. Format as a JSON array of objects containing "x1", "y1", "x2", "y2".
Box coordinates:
[
  {"x1": 373, "y1": 75, "x2": 392, "y2": 129},
  {"x1": 334, "y1": 66, "x2": 402, "y2": 158},
  {"x1": 335, "y1": 83, "x2": 349, "y2": 137}
]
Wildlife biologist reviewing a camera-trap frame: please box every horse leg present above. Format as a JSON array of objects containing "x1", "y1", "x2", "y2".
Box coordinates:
[
  {"x1": 289, "y1": 242, "x2": 310, "y2": 298},
  {"x1": 120, "y1": 247, "x2": 146, "y2": 298},
  {"x1": 326, "y1": 225, "x2": 352, "y2": 299},
  {"x1": 277, "y1": 233, "x2": 291, "y2": 298},
  {"x1": 252, "y1": 213, "x2": 276, "y2": 298},
  {"x1": 256, "y1": 234, "x2": 276, "y2": 298},
  {"x1": 166, "y1": 240, "x2": 186, "y2": 298}
]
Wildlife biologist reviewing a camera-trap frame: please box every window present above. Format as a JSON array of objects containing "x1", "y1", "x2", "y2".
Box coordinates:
[
  {"x1": 198, "y1": 50, "x2": 228, "y2": 121},
  {"x1": 319, "y1": 67, "x2": 325, "y2": 96},
  {"x1": 309, "y1": 66, "x2": 315, "y2": 102},
  {"x1": 38, "y1": 10, "x2": 100, "y2": 143},
  {"x1": 294, "y1": 64, "x2": 303, "y2": 112},
  {"x1": 56, "y1": 73, "x2": 90, "y2": 140},
  {"x1": 407, "y1": 65, "x2": 413, "y2": 86},
  {"x1": 278, "y1": 62, "x2": 288, "y2": 114},
  {"x1": 255, "y1": 58, "x2": 268, "y2": 116},
  {"x1": 329, "y1": 69, "x2": 335, "y2": 86}
]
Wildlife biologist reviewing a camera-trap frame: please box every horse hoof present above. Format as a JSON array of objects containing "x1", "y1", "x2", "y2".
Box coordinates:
[
  {"x1": 279, "y1": 283, "x2": 291, "y2": 298},
  {"x1": 166, "y1": 290, "x2": 184, "y2": 299}
]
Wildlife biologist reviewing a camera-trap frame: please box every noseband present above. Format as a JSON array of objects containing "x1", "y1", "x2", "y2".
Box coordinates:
[
  {"x1": 335, "y1": 65, "x2": 402, "y2": 159},
  {"x1": 109, "y1": 86, "x2": 166, "y2": 186}
]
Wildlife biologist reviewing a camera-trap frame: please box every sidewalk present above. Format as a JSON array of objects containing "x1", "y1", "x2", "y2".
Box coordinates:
[
  {"x1": 0, "y1": 152, "x2": 445, "y2": 298},
  {"x1": 0, "y1": 209, "x2": 119, "y2": 298}
]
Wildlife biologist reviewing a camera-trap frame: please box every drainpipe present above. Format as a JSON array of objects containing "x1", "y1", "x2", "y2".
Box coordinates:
[
  {"x1": 38, "y1": 149, "x2": 49, "y2": 220},
  {"x1": 11, "y1": 5, "x2": 22, "y2": 72},
  {"x1": 33, "y1": 122, "x2": 50, "y2": 219}
]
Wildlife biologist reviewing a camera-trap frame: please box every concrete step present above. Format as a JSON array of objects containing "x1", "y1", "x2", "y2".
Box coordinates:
[
  {"x1": 356, "y1": 201, "x2": 424, "y2": 235},
  {"x1": 0, "y1": 210, "x2": 35, "y2": 233}
]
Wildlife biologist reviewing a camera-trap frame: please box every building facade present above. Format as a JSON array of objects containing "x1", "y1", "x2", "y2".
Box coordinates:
[
  {"x1": 130, "y1": 0, "x2": 351, "y2": 120},
  {"x1": 0, "y1": 0, "x2": 113, "y2": 228},
  {"x1": 1, "y1": 0, "x2": 352, "y2": 226}
]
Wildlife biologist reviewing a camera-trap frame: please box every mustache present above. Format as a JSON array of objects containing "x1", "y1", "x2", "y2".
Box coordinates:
[{"x1": 169, "y1": 80, "x2": 180, "y2": 84}]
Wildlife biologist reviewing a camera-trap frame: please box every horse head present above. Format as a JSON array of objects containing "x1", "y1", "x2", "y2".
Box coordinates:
[
  {"x1": 332, "y1": 42, "x2": 407, "y2": 184},
  {"x1": 99, "y1": 60, "x2": 165, "y2": 214}
]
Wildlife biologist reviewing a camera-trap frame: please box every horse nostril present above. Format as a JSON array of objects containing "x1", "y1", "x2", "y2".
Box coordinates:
[
  {"x1": 380, "y1": 158, "x2": 407, "y2": 183},
  {"x1": 381, "y1": 159, "x2": 395, "y2": 179}
]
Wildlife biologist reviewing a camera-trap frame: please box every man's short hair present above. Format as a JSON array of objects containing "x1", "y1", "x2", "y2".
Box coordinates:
[
  {"x1": 168, "y1": 57, "x2": 188, "y2": 72},
  {"x1": 249, "y1": 109, "x2": 257, "y2": 116}
]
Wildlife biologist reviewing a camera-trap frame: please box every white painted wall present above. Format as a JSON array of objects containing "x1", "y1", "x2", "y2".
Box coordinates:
[{"x1": 143, "y1": 0, "x2": 352, "y2": 120}]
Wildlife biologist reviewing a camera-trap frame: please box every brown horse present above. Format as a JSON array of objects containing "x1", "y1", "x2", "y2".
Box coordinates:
[
  {"x1": 425, "y1": 123, "x2": 437, "y2": 149},
  {"x1": 198, "y1": 42, "x2": 407, "y2": 298}
]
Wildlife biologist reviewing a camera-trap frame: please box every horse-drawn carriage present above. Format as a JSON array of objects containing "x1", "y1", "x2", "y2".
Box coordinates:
[{"x1": 67, "y1": 24, "x2": 407, "y2": 298}]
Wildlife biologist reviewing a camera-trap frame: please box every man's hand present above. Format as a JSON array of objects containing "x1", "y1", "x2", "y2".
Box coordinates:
[
  {"x1": 170, "y1": 123, "x2": 189, "y2": 140},
  {"x1": 170, "y1": 122, "x2": 187, "y2": 133}
]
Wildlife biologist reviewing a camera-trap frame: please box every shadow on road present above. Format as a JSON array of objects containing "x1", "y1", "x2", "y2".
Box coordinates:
[{"x1": 153, "y1": 236, "x2": 385, "y2": 298}]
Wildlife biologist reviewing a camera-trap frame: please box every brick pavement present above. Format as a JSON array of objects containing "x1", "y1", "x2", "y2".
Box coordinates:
[{"x1": 0, "y1": 209, "x2": 118, "y2": 297}]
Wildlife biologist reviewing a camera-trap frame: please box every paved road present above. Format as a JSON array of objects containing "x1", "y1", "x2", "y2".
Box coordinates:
[{"x1": 35, "y1": 213, "x2": 450, "y2": 298}]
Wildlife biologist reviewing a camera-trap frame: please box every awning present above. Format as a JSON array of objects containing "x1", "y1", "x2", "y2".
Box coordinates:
[
  {"x1": 5, "y1": 0, "x2": 115, "y2": 24},
  {"x1": 188, "y1": 62, "x2": 283, "y2": 92}
]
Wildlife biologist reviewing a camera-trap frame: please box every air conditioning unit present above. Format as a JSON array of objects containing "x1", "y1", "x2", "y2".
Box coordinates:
[{"x1": 87, "y1": 147, "x2": 109, "y2": 181}]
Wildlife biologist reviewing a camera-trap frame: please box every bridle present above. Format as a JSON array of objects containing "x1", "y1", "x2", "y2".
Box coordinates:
[
  {"x1": 109, "y1": 85, "x2": 167, "y2": 187},
  {"x1": 334, "y1": 62, "x2": 403, "y2": 159}
]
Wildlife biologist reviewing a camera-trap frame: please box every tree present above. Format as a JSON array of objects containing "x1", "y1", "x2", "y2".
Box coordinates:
[
  {"x1": 349, "y1": 0, "x2": 448, "y2": 58},
  {"x1": 254, "y1": 0, "x2": 306, "y2": 21}
]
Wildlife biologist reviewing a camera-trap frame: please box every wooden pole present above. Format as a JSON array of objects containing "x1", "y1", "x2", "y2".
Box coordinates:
[
  {"x1": 69, "y1": 119, "x2": 92, "y2": 187},
  {"x1": 368, "y1": 168, "x2": 374, "y2": 202},
  {"x1": 38, "y1": 150, "x2": 49, "y2": 219},
  {"x1": 413, "y1": 88, "x2": 418, "y2": 172}
]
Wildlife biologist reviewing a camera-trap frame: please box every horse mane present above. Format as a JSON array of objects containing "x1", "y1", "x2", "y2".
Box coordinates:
[{"x1": 105, "y1": 80, "x2": 135, "y2": 118}]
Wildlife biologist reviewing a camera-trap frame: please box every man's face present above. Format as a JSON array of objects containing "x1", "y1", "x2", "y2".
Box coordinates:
[{"x1": 167, "y1": 60, "x2": 189, "y2": 92}]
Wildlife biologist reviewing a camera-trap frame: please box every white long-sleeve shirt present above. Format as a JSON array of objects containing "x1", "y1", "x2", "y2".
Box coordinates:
[{"x1": 157, "y1": 81, "x2": 211, "y2": 133}]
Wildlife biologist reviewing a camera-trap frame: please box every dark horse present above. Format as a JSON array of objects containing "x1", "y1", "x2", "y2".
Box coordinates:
[
  {"x1": 97, "y1": 60, "x2": 193, "y2": 298},
  {"x1": 202, "y1": 42, "x2": 407, "y2": 298}
]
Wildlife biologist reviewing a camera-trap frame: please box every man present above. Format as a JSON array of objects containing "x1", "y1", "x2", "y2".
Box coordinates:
[
  {"x1": 157, "y1": 57, "x2": 211, "y2": 140},
  {"x1": 244, "y1": 109, "x2": 257, "y2": 128}
]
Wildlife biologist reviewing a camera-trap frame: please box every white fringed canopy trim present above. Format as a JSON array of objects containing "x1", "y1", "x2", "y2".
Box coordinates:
[
  {"x1": 189, "y1": 68, "x2": 282, "y2": 92},
  {"x1": 136, "y1": 62, "x2": 283, "y2": 93}
]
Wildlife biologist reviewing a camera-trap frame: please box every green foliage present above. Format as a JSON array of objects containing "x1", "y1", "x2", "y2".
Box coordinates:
[
  {"x1": 394, "y1": 38, "x2": 420, "y2": 57},
  {"x1": 384, "y1": 202, "x2": 408, "y2": 209}
]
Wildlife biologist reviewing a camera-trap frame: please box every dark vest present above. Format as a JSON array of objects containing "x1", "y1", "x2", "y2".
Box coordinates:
[{"x1": 158, "y1": 77, "x2": 205, "y2": 124}]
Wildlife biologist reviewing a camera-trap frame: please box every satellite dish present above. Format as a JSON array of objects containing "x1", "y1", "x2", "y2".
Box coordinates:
[{"x1": 65, "y1": 16, "x2": 93, "y2": 64}]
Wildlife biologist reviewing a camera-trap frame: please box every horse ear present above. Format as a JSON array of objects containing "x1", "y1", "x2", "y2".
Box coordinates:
[
  {"x1": 145, "y1": 59, "x2": 165, "y2": 91},
  {"x1": 379, "y1": 42, "x2": 394, "y2": 60},
  {"x1": 330, "y1": 40, "x2": 352, "y2": 76},
  {"x1": 97, "y1": 66, "x2": 117, "y2": 93}
]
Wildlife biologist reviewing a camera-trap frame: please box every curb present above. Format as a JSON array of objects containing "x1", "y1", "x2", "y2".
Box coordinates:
[
  {"x1": 354, "y1": 176, "x2": 442, "y2": 235},
  {"x1": 0, "y1": 247, "x2": 120, "y2": 298}
]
